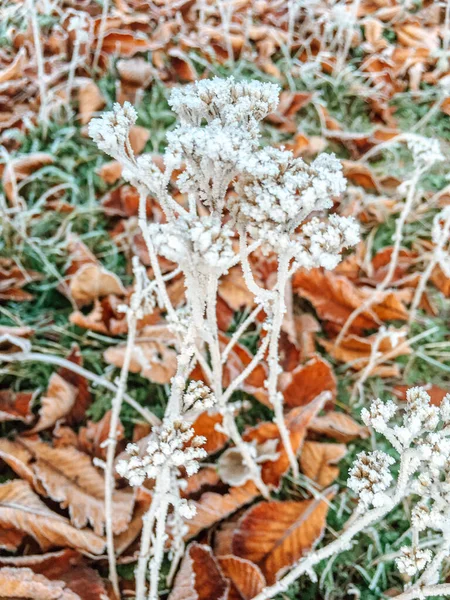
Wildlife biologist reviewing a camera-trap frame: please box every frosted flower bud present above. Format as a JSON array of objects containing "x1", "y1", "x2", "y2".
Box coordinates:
[
  {"x1": 348, "y1": 451, "x2": 395, "y2": 510},
  {"x1": 232, "y1": 148, "x2": 346, "y2": 247},
  {"x1": 361, "y1": 398, "x2": 397, "y2": 432},
  {"x1": 396, "y1": 546, "x2": 432, "y2": 577},
  {"x1": 440, "y1": 393, "x2": 450, "y2": 423},
  {"x1": 168, "y1": 76, "x2": 280, "y2": 129},
  {"x1": 411, "y1": 502, "x2": 432, "y2": 531},
  {"x1": 88, "y1": 102, "x2": 137, "y2": 158},
  {"x1": 183, "y1": 381, "x2": 216, "y2": 412},
  {"x1": 406, "y1": 135, "x2": 444, "y2": 170}
]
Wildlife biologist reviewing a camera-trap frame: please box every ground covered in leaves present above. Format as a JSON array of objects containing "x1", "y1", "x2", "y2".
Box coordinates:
[{"x1": 1, "y1": 1, "x2": 450, "y2": 599}]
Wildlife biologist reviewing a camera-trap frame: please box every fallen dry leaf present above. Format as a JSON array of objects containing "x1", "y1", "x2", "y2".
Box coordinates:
[
  {"x1": 0, "y1": 437, "x2": 133, "y2": 536},
  {"x1": 0, "y1": 258, "x2": 42, "y2": 301},
  {"x1": 0, "y1": 389, "x2": 33, "y2": 423},
  {"x1": 192, "y1": 411, "x2": 229, "y2": 455},
  {"x1": 69, "y1": 263, "x2": 126, "y2": 307},
  {"x1": 30, "y1": 373, "x2": 77, "y2": 434},
  {"x1": 78, "y1": 80, "x2": 105, "y2": 125},
  {"x1": 0, "y1": 567, "x2": 80, "y2": 600},
  {"x1": 2, "y1": 153, "x2": 54, "y2": 205},
  {"x1": 168, "y1": 543, "x2": 229, "y2": 600},
  {"x1": 309, "y1": 412, "x2": 369, "y2": 443},
  {"x1": 232, "y1": 491, "x2": 334, "y2": 584},
  {"x1": 0, "y1": 480, "x2": 104, "y2": 553},
  {"x1": 300, "y1": 441, "x2": 347, "y2": 487},
  {"x1": 279, "y1": 355, "x2": 337, "y2": 408},
  {"x1": 218, "y1": 555, "x2": 266, "y2": 600}
]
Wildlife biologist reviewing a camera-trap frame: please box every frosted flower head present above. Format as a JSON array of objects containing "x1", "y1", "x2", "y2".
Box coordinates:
[
  {"x1": 396, "y1": 546, "x2": 432, "y2": 577},
  {"x1": 440, "y1": 394, "x2": 450, "y2": 423},
  {"x1": 168, "y1": 76, "x2": 280, "y2": 130},
  {"x1": 404, "y1": 387, "x2": 439, "y2": 433},
  {"x1": 88, "y1": 102, "x2": 137, "y2": 158},
  {"x1": 122, "y1": 154, "x2": 163, "y2": 197},
  {"x1": 149, "y1": 216, "x2": 234, "y2": 274},
  {"x1": 183, "y1": 381, "x2": 216, "y2": 413},
  {"x1": 293, "y1": 214, "x2": 360, "y2": 270},
  {"x1": 348, "y1": 451, "x2": 395, "y2": 510},
  {"x1": 361, "y1": 398, "x2": 397, "y2": 433},
  {"x1": 116, "y1": 419, "x2": 207, "y2": 485},
  {"x1": 232, "y1": 149, "x2": 347, "y2": 246},
  {"x1": 406, "y1": 135, "x2": 443, "y2": 170}
]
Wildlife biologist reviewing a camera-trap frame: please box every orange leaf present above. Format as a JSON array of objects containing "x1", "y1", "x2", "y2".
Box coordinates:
[
  {"x1": 192, "y1": 411, "x2": 229, "y2": 455},
  {"x1": 300, "y1": 441, "x2": 347, "y2": 487},
  {"x1": 309, "y1": 412, "x2": 369, "y2": 442},
  {"x1": 232, "y1": 491, "x2": 334, "y2": 584},
  {"x1": 279, "y1": 355, "x2": 337, "y2": 408},
  {"x1": 168, "y1": 543, "x2": 229, "y2": 600},
  {"x1": 218, "y1": 555, "x2": 266, "y2": 600}
]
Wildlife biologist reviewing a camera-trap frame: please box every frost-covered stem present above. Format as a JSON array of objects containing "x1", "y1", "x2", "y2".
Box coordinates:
[
  {"x1": 205, "y1": 273, "x2": 270, "y2": 498},
  {"x1": 66, "y1": 33, "x2": 82, "y2": 109},
  {"x1": 267, "y1": 251, "x2": 298, "y2": 477},
  {"x1": 0, "y1": 348, "x2": 159, "y2": 425},
  {"x1": 392, "y1": 584, "x2": 450, "y2": 600},
  {"x1": 239, "y1": 228, "x2": 272, "y2": 303},
  {"x1": 135, "y1": 466, "x2": 171, "y2": 600},
  {"x1": 252, "y1": 452, "x2": 414, "y2": 600},
  {"x1": 409, "y1": 210, "x2": 450, "y2": 324},
  {"x1": 351, "y1": 328, "x2": 386, "y2": 404},
  {"x1": 148, "y1": 468, "x2": 171, "y2": 600},
  {"x1": 417, "y1": 535, "x2": 450, "y2": 586},
  {"x1": 93, "y1": 0, "x2": 109, "y2": 70},
  {"x1": 336, "y1": 169, "x2": 421, "y2": 345},
  {"x1": 221, "y1": 305, "x2": 262, "y2": 364},
  {"x1": 335, "y1": 0, "x2": 361, "y2": 74},
  {"x1": 29, "y1": 0, "x2": 48, "y2": 136},
  {"x1": 105, "y1": 303, "x2": 139, "y2": 597}
]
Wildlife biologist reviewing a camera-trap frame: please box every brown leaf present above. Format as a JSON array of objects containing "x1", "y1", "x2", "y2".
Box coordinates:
[
  {"x1": 57, "y1": 345, "x2": 92, "y2": 424},
  {"x1": 30, "y1": 373, "x2": 77, "y2": 433},
  {"x1": 244, "y1": 393, "x2": 327, "y2": 488},
  {"x1": 186, "y1": 482, "x2": 259, "y2": 540},
  {"x1": 0, "y1": 549, "x2": 111, "y2": 600},
  {"x1": 309, "y1": 412, "x2": 369, "y2": 442},
  {"x1": 0, "y1": 480, "x2": 104, "y2": 553},
  {"x1": 78, "y1": 410, "x2": 124, "y2": 460},
  {"x1": 219, "y1": 266, "x2": 255, "y2": 310},
  {"x1": 0, "y1": 527, "x2": 25, "y2": 551},
  {"x1": 279, "y1": 355, "x2": 337, "y2": 408},
  {"x1": 104, "y1": 337, "x2": 177, "y2": 384},
  {"x1": 69, "y1": 264, "x2": 126, "y2": 307},
  {"x1": 0, "y1": 48, "x2": 26, "y2": 84},
  {"x1": 319, "y1": 330, "x2": 410, "y2": 373},
  {"x1": 192, "y1": 411, "x2": 229, "y2": 455},
  {"x1": 0, "y1": 390, "x2": 33, "y2": 423},
  {"x1": 232, "y1": 492, "x2": 334, "y2": 584},
  {"x1": 78, "y1": 81, "x2": 105, "y2": 125},
  {"x1": 0, "y1": 567, "x2": 80, "y2": 600},
  {"x1": 0, "y1": 437, "x2": 133, "y2": 536},
  {"x1": 218, "y1": 555, "x2": 266, "y2": 600},
  {"x1": 101, "y1": 31, "x2": 153, "y2": 57},
  {"x1": 168, "y1": 543, "x2": 229, "y2": 600},
  {"x1": 300, "y1": 442, "x2": 347, "y2": 487},
  {"x1": 2, "y1": 153, "x2": 54, "y2": 205},
  {"x1": 0, "y1": 257, "x2": 42, "y2": 301}
]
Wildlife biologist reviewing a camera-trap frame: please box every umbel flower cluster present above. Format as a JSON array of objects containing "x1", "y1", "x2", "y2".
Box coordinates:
[
  {"x1": 349, "y1": 387, "x2": 450, "y2": 585},
  {"x1": 89, "y1": 77, "x2": 359, "y2": 600}
]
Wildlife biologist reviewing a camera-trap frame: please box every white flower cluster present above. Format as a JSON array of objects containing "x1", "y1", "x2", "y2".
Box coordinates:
[
  {"x1": 396, "y1": 546, "x2": 433, "y2": 577},
  {"x1": 351, "y1": 387, "x2": 450, "y2": 581},
  {"x1": 294, "y1": 214, "x2": 360, "y2": 270},
  {"x1": 232, "y1": 147, "x2": 348, "y2": 249},
  {"x1": 116, "y1": 419, "x2": 207, "y2": 486},
  {"x1": 406, "y1": 134, "x2": 444, "y2": 170},
  {"x1": 149, "y1": 216, "x2": 234, "y2": 274},
  {"x1": 183, "y1": 380, "x2": 215, "y2": 413},
  {"x1": 168, "y1": 76, "x2": 280, "y2": 130},
  {"x1": 432, "y1": 206, "x2": 450, "y2": 277},
  {"x1": 348, "y1": 450, "x2": 395, "y2": 511},
  {"x1": 88, "y1": 101, "x2": 137, "y2": 159}
]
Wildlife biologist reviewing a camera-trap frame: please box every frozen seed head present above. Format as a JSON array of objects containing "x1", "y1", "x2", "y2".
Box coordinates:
[
  {"x1": 348, "y1": 450, "x2": 395, "y2": 510},
  {"x1": 294, "y1": 214, "x2": 360, "y2": 270},
  {"x1": 116, "y1": 419, "x2": 206, "y2": 486},
  {"x1": 149, "y1": 216, "x2": 234, "y2": 273},
  {"x1": 404, "y1": 387, "x2": 439, "y2": 433},
  {"x1": 406, "y1": 135, "x2": 443, "y2": 170},
  {"x1": 88, "y1": 102, "x2": 137, "y2": 158},
  {"x1": 361, "y1": 398, "x2": 397, "y2": 432},
  {"x1": 183, "y1": 381, "x2": 215, "y2": 413},
  {"x1": 232, "y1": 148, "x2": 347, "y2": 246},
  {"x1": 396, "y1": 546, "x2": 432, "y2": 577},
  {"x1": 168, "y1": 76, "x2": 280, "y2": 129}
]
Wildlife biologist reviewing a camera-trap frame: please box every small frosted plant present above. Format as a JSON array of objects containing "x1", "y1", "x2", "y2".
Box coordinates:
[{"x1": 89, "y1": 77, "x2": 359, "y2": 599}]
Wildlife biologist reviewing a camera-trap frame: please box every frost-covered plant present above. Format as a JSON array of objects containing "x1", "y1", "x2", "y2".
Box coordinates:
[
  {"x1": 252, "y1": 387, "x2": 450, "y2": 600},
  {"x1": 89, "y1": 76, "x2": 358, "y2": 599}
]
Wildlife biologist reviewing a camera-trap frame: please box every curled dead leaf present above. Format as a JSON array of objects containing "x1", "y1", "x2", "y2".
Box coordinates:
[
  {"x1": 0, "y1": 567, "x2": 80, "y2": 600},
  {"x1": 2, "y1": 152, "x2": 54, "y2": 205},
  {"x1": 309, "y1": 412, "x2": 369, "y2": 443},
  {"x1": 69, "y1": 264, "x2": 126, "y2": 307},
  {"x1": 279, "y1": 355, "x2": 337, "y2": 408},
  {"x1": 218, "y1": 555, "x2": 266, "y2": 600},
  {"x1": 300, "y1": 441, "x2": 347, "y2": 487}
]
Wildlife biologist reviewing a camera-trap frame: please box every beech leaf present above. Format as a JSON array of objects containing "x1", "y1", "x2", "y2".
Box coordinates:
[{"x1": 0, "y1": 567, "x2": 80, "y2": 600}]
